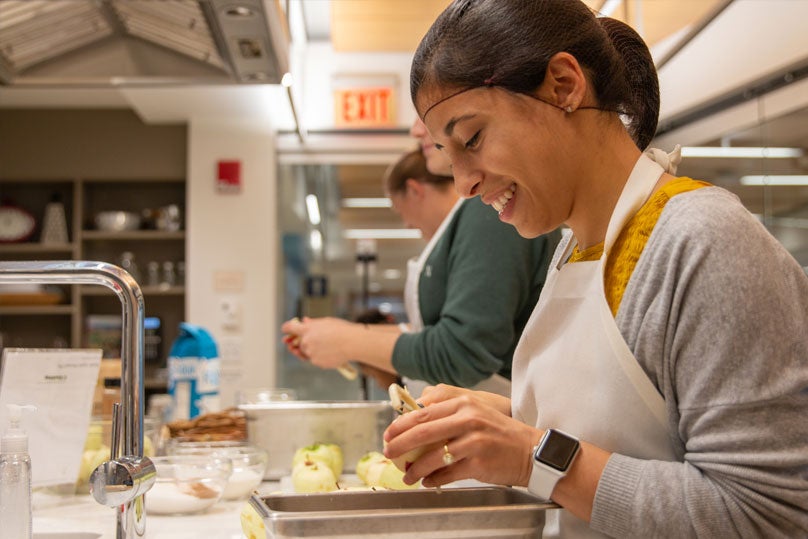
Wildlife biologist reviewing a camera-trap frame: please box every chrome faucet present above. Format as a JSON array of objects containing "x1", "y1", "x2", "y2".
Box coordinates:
[{"x1": 0, "y1": 260, "x2": 155, "y2": 538}]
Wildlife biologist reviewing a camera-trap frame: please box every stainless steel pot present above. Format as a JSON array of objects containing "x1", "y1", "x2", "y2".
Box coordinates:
[{"x1": 238, "y1": 400, "x2": 393, "y2": 480}]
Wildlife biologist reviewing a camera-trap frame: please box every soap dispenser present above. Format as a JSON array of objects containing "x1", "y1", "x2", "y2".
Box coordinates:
[{"x1": 0, "y1": 404, "x2": 37, "y2": 539}]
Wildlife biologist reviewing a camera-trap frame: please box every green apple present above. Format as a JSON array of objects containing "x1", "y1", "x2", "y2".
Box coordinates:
[
  {"x1": 291, "y1": 460, "x2": 338, "y2": 493},
  {"x1": 356, "y1": 451, "x2": 386, "y2": 484},
  {"x1": 292, "y1": 443, "x2": 343, "y2": 478},
  {"x1": 240, "y1": 502, "x2": 265, "y2": 539},
  {"x1": 77, "y1": 445, "x2": 111, "y2": 485},
  {"x1": 383, "y1": 439, "x2": 443, "y2": 472},
  {"x1": 379, "y1": 460, "x2": 420, "y2": 490},
  {"x1": 84, "y1": 423, "x2": 104, "y2": 452}
]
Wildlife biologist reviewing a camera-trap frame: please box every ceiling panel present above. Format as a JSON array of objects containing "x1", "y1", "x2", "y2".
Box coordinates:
[{"x1": 330, "y1": 0, "x2": 451, "y2": 52}]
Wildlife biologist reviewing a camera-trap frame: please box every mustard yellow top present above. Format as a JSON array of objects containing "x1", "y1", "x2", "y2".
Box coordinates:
[{"x1": 569, "y1": 177, "x2": 711, "y2": 316}]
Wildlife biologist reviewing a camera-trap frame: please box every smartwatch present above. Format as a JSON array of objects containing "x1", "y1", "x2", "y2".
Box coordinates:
[{"x1": 527, "y1": 428, "x2": 580, "y2": 500}]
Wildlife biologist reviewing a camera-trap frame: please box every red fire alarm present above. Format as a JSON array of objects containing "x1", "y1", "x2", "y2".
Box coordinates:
[{"x1": 217, "y1": 160, "x2": 241, "y2": 193}]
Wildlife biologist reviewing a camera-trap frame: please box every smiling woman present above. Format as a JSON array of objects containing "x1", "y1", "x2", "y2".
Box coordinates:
[{"x1": 381, "y1": 1, "x2": 808, "y2": 538}]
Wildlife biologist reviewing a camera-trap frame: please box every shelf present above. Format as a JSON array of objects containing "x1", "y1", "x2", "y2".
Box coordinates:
[
  {"x1": 81, "y1": 230, "x2": 185, "y2": 241},
  {"x1": 0, "y1": 305, "x2": 75, "y2": 315},
  {"x1": 0, "y1": 243, "x2": 77, "y2": 255},
  {"x1": 80, "y1": 285, "x2": 185, "y2": 296},
  {"x1": 3, "y1": 176, "x2": 186, "y2": 352}
]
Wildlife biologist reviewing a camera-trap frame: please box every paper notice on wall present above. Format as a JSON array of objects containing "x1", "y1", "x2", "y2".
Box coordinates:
[{"x1": 0, "y1": 348, "x2": 101, "y2": 487}]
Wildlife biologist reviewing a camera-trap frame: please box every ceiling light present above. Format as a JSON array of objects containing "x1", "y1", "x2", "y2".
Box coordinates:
[
  {"x1": 740, "y1": 175, "x2": 808, "y2": 186},
  {"x1": 681, "y1": 146, "x2": 803, "y2": 158},
  {"x1": 599, "y1": 0, "x2": 622, "y2": 17},
  {"x1": 341, "y1": 198, "x2": 392, "y2": 208},
  {"x1": 225, "y1": 6, "x2": 255, "y2": 17},
  {"x1": 309, "y1": 229, "x2": 322, "y2": 251},
  {"x1": 305, "y1": 194, "x2": 321, "y2": 225},
  {"x1": 344, "y1": 229, "x2": 422, "y2": 240}
]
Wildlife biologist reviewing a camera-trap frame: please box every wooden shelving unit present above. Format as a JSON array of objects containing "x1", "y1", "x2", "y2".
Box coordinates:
[{"x1": 0, "y1": 178, "x2": 186, "y2": 389}]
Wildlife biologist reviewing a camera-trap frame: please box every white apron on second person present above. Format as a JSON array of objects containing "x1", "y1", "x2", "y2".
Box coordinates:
[
  {"x1": 402, "y1": 199, "x2": 511, "y2": 398},
  {"x1": 511, "y1": 154, "x2": 679, "y2": 538}
]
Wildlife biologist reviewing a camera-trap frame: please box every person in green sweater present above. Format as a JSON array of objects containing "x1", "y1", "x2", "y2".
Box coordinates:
[{"x1": 281, "y1": 125, "x2": 559, "y2": 396}]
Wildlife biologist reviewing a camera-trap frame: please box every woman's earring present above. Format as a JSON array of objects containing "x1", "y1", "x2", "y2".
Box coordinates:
[{"x1": 565, "y1": 106, "x2": 573, "y2": 113}]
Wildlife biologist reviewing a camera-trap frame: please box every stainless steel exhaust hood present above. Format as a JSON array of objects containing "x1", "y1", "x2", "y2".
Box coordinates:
[{"x1": 0, "y1": 0, "x2": 290, "y2": 86}]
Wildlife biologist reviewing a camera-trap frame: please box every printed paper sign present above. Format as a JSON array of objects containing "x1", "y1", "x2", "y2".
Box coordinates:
[{"x1": 0, "y1": 348, "x2": 101, "y2": 487}]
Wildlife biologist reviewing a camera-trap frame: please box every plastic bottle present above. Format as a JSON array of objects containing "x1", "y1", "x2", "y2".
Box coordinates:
[
  {"x1": 167, "y1": 323, "x2": 220, "y2": 421},
  {"x1": 0, "y1": 404, "x2": 37, "y2": 539}
]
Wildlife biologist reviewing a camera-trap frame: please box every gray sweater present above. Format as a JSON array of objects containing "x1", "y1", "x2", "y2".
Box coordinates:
[{"x1": 588, "y1": 187, "x2": 808, "y2": 538}]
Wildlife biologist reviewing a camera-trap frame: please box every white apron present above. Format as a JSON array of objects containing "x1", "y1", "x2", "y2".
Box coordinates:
[
  {"x1": 511, "y1": 154, "x2": 678, "y2": 538},
  {"x1": 403, "y1": 199, "x2": 511, "y2": 398}
]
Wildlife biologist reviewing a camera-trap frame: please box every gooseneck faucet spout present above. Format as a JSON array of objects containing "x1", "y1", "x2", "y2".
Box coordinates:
[{"x1": 0, "y1": 260, "x2": 152, "y2": 538}]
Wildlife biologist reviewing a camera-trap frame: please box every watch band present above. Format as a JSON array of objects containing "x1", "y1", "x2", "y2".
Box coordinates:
[
  {"x1": 527, "y1": 429, "x2": 580, "y2": 500},
  {"x1": 527, "y1": 454, "x2": 565, "y2": 500}
]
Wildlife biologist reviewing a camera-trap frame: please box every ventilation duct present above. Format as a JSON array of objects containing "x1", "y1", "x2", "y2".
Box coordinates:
[{"x1": 0, "y1": 0, "x2": 290, "y2": 86}]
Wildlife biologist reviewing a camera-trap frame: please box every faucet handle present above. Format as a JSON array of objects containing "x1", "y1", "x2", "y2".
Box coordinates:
[
  {"x1": 90, "y1": 455, "x2": 156, "y2": 507},
  {"x1": 110, "y1": 402, "x2": 121, "y2": 460}
]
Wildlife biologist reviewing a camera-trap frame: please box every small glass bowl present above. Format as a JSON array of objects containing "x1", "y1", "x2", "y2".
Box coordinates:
[
  {"x1": 167, "y1": 441, "x2": 269, "y2": 500},
  {"x1": 145, "y1": 455, "x2": 232, "y2": 515}
]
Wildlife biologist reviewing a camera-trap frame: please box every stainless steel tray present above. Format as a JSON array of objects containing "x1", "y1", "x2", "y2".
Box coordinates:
[
  {"x1": 249, "y1": 486, "x2": 556, "y2": 538},
  {"x1": 239, "y1": 400, "x2": 394, "y2": 479}
]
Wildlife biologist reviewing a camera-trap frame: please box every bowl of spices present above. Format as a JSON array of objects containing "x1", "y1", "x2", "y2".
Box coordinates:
[{"x1": 145, "y1": 455, "x2": 232, "y2": 515}]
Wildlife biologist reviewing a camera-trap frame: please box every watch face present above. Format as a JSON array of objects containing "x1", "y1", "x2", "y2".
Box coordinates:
[{"x1": 536, "y1": 430, "x2": 579, "y2": 471}]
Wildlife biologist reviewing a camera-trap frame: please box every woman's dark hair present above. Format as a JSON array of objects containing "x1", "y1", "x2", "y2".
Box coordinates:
[
  {"x1": 384, "y1": 149, "x2": 453, "y2": 195},
  {"x1": 411, "y1": 0, "x2": 659, "y2": 150}
]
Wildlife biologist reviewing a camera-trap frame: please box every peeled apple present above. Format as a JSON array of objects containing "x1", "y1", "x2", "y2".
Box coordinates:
[
  {"x1": 240, "y1": 502, "x2": 265, "y2": 539},
  {"x1": 386, "y1": 383, "x2": 442, "y2": 472},
  {"x1": 291, "y1": 460, "x2": 338, "y2": 493},
  {"x1": 358, "y1": 451, "x2": 419, "y2": 490},
  {"x1": 291, "y1": 443, "x2": 343, "y2": 478}
]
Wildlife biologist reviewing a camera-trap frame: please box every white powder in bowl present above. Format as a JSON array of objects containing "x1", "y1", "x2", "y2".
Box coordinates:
[
  {"x1": 223, "y1": 468, "x2": 264, "y2": 500},
  {"x1": 146, "y1": 481, "x2": 221, "y2": 515}
]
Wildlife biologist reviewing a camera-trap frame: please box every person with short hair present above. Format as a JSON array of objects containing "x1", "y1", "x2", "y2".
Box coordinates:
[{"x1": 282, "y1": 128, "x2": 559, "y2": 397}]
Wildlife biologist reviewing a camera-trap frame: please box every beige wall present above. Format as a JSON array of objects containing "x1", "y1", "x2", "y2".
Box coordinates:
[
  {"x1": 0, "y1": 109, "x2": 185, "y2": 179},
  {"x1": 186, "y1": 117, "x2": 278, "y2": 405}
]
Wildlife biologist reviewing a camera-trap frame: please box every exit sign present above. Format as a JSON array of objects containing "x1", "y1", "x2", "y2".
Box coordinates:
[{"x1": 334, "y1": 87, "x2": 395, "y2": 128}]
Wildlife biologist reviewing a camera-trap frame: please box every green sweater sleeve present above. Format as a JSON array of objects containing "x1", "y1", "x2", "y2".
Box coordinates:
[{"x1": 392, "y1": 198, "x2": 557, "y2": 387}]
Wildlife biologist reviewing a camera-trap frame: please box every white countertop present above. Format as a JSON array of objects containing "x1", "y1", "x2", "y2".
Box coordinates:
[{"x1": 32, "y1": 483, "x2": 278, "y2": 539}]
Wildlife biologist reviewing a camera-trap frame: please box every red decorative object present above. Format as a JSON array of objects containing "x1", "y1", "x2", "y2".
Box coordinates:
[{"x1": 217, "y1": 160, "x2": 242, "y2": 193}]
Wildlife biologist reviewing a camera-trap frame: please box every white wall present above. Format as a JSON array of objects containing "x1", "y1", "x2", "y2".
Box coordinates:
[{"x1": 186, "y1": 117, "x2": 279, "y2": 406}]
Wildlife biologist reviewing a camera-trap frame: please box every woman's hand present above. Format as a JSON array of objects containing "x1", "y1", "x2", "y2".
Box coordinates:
[
  {"x1": 280, "y1": 316, "x2": 356, "y2": 369},
  {"x1": 419, "y1": 384, "x2": 513, "y2": 416},
  {"x1": 280, "y1": 316, "x2": 307, "y2": 359},
  {"x1": 383, "y1": 391, "x2": 540, "y2": 488}
]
